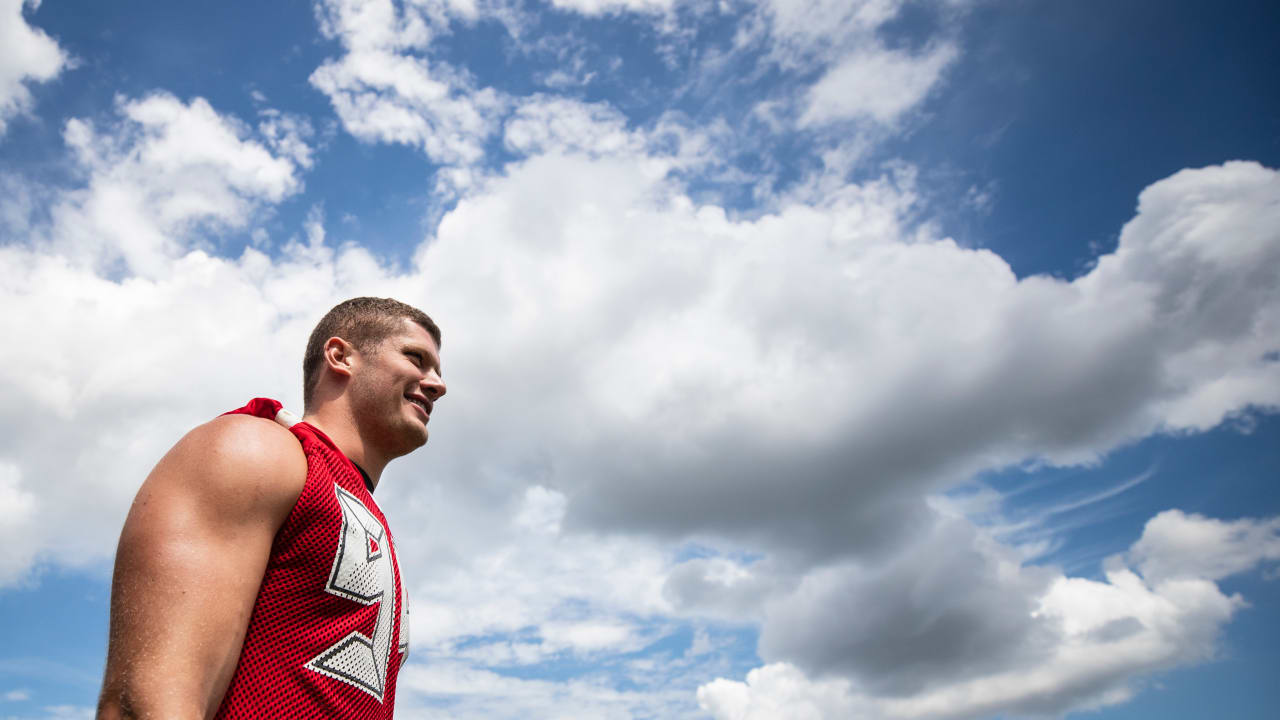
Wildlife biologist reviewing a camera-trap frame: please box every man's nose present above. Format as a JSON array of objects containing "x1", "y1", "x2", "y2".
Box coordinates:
[{"x1": 421, "y1": 373, "x2": 446, "y2": 401}]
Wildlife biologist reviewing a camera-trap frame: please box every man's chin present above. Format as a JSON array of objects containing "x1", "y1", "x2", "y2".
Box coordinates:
[
  {"x1": 401, "y1": 422, "x2": 429, "y2": 449},
  {"x1": 377, "y1": 418, "x2": 428, "y2": 459}
]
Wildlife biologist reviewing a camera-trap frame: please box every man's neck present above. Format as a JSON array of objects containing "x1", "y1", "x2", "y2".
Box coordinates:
[{"x1": 301, "y1": 405, "x2": 388, "y2": 488}]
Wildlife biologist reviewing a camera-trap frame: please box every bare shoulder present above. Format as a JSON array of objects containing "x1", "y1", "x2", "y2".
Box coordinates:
[
  {"x1": 139, "y1": 413, "x2": 307, "y2": 524},
  {"x1": 183, "y1": 413, "x2": 306, "y2": 471}
]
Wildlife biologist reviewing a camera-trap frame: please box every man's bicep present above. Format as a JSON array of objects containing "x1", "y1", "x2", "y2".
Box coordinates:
[
  {"x1": 100, "y1": 418, "x2": 304, "y2": 719},
  {"x1": 106, "y1": 499, "x2": 273, "y2": 715}
]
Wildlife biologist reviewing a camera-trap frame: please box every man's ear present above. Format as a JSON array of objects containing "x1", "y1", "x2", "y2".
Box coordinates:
[{"x1": 323, "y1": 336, "x2": 357, "y2": 379}]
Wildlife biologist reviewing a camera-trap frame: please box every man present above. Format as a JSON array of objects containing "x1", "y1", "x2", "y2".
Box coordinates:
[{"x1": 97, "y1": 297, "x2": 447, "y2": 719}]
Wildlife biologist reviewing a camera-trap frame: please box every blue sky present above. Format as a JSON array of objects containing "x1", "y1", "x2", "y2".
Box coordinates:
[{"x1": 1, "y1": 0, "x2": 1278, "y2": 718}]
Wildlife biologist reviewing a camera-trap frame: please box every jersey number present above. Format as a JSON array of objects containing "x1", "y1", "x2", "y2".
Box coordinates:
[{"x1": 304, "y1": 484, "x2": 407, "y2": 701}]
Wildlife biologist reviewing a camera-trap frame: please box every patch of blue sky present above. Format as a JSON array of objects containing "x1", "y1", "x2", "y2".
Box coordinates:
[
  {"x1": 876, "y1": 0, "x2": 951, "y2": 52},
  {"x1": 13, "y1": 1, "x2": 324, "y2": 129},
  {"x1": 1094, "y1": 568, "x2": 1280, "y2": 719},
  {"x1": 961, "y1": 411, "x2": 1280, "y2": 579},
  {"x1": 296, "y1": 142, "x2": 442, "y2": 256},
  {"x1": 522, "y1": 11, "x2": 737, "y2": 122},
  {"x1": 1, "y1": 1, "x2": 334, "y2": 262},
  {"x1": 671, "y1": 541, "x2": 722, "y2": 563},
  {"x1": 890, "y1": 0, "x2": 1280, "y2": 279},
  {"x1": 671, "y1": 542, "x2": 764, "y2": 568},
  {"x1": 446, "y1": 620, "x2": 760, "y2": 687},
  {"x1": 0, "y1": 570, "x2": 108, "y2": 711}
]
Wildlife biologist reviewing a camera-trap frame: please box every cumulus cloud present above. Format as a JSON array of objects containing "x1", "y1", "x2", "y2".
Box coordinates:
[
  {"x1": 1129, "y1": 509, "x2": 1280, "y2": 584},
  {"x1": 402, "y1": 156, "x2": 1275, "y2": 715},
  {"x1": 0, "y1": 463, "x2": 38, "y2": 585},
  {"x1": 0, "y1": 93, "x2": 319, "y2": 578},
  {"x1": 702, "y1": 505, "x2": 1272, "y2": 720},
  {"x1": 699, "y1": 663, "x2": 865, "y2": 720},
  {"x1": 406, "y1": 486, "x2": 673, "y2": 651},
  {"x1": 503, "y1": 95, "x2": 640, "y2": 157},
  {"x1": 663, "y1": 553, "x2": 774, "y2": 622},
  {"x1": 386, "y1": 156, "x2": 1276, "y2": 715},
  {"x1": 409, "y1": 156, "x2": 1269, "y2": 578},
  {"x1": 309, "y1": 0, "x2": 506, "y2": 164},
  {"x1": 758, "y1": 516, "x2": 1057, "y2": 696},
  {"x1": 0, "y1": 0, "x2": 68, "y2": 135},
  {"x1": 45, "y1": 93, "x2": 305, "y2": 276},
  {"x1": 727, "y1": 0, "x2": 967, "y2": 147}
]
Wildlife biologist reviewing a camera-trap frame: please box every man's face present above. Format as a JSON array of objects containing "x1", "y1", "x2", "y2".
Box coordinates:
[{"x1": 348, "y1": 317, "x2": 446, "y2": 458}]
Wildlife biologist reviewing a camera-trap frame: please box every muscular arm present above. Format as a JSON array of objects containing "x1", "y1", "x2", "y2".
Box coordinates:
[{"x1": 97, "y1": 415, "x2": 306, "y2": 720}]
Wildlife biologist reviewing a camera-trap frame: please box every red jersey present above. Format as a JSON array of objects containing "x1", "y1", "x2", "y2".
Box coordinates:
[{"x1": 214, "y1": 398, "x2": 409, "y2": 719}]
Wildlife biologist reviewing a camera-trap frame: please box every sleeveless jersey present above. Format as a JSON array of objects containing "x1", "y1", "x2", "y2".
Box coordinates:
[{"x1": 214, "y1": 398, "x2": 409, "y2": 719}]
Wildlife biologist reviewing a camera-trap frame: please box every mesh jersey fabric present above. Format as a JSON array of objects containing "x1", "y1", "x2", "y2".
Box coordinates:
[{"x1": 214, "y1": 398, "x2": 409, "y2": 719}]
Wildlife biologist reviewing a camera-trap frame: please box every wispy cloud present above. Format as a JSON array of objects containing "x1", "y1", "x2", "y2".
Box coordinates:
[{"x1": 0, "y1": 0, "x2": 70, "y2": 135}]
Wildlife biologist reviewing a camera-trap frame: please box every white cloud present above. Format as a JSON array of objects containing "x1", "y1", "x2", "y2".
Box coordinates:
[
  {"x1": 309, "y1": 0, "x2": 507, "y2": 164},
  {"x1": 761, "y1": 0, "x2": 904, "y2": 60},
  {"x1": 0, "y1": 0, "x2": 68, "y2": 135},
  {"x1": 0, "y1": 239, "x2": 352, "y2": 572},
  {"x1": 305, "y1": 0, "x2": 958, "y2": 185},
  {"x1": 1129, "y1": 509, "x2": 1280, "y2": 585},
  {"x1": 309, "y1": 47, "x2": 505, "y2": 164},
  {"x1": 541, "y1": 620, "x2": 638, "y2": 652},
  {"x1": 408, "y1": 155, "x2": 1276, "y2": 715},
  {"x1": 513, "y1": 485, "x2": 567, "y2": 534},
  {"x1": 503, "y1": 95, "x2": 640, "y2": 158},
  {"x1": 731, "y1": 0, "x2": 966, "y2": 149},
  {"x1": 800, "y1": 42, "x2": 958, "y2": 127},
  {"x1": 0, "y1": 463, "x2": 38, "y2": 585},
  {"x1": 306, "y1": 0, "x2": 712, "y2": 174},
  {"x1": 257, "y1": 109, "x2": 316, "y2": 169},
  {"x1": 547, "y1": 0, "x2": 679, "y2": 16},
  {"x1": 398, "y1": 660, "x2": 704, "y2": 719},
  {"x1": 758, "y1": 515, "x2": 1057, "y2": 696},
  {"x1": 0, "y1": 171, "x2": 40, "y2": 235},
  {"x1": 664, "y1": 554, "x2": 772, "y2": 622},
  {"x1": 0, "y1": 94, "x2": 322, "y2": 577},
  {"x1": 400, "y1": 156, "x2": 1274, "y2": 716},
  {"x1": 3, "y1": 687, "x2": 31, "y2": 701},
  {"x1": 702, "y1": 507, "x2": 1267, "y2": 720},
  {"x1": 48, "y1": 93, "x2": 305, "y2": 276},
  {"x1": 699, "y1": 663, "x2": 865, "y2": 720},
  {"x1": 404, "y1": 483, "x2": 672, "y2": 651},
  {"x1": 407, "y1": 156, "x2": 1279, "y2": 567}
]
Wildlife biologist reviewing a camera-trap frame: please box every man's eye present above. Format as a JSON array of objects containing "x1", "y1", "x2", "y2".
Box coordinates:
[{"x1": 406, "y1": 352, "x2": 423, "y2": 367}]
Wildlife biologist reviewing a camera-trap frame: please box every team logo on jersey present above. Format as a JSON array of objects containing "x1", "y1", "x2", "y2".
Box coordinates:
[{"x1": 304, "y1": 484, "x2": 403, "y2": 702}]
